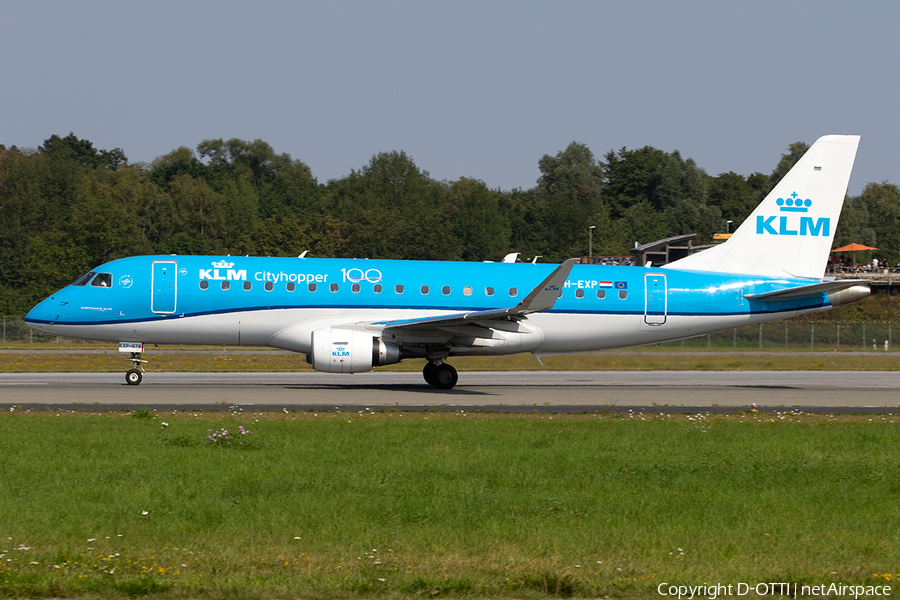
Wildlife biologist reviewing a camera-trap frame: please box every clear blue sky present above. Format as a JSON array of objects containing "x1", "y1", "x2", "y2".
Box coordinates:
[{"x1": 3, "y1": 1, "x2": 896, "y2": 194}]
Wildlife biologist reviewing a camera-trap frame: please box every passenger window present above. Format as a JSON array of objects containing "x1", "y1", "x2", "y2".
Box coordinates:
[
  {"x1": 442, "y1": 286, "x2": 451, "y2": 295},
  {"x1": 509, "y1": 287, "x2": 518, "y2": 297},
  {"x1": 90, "y1": 273, "x2": 113, "y2": 288},
  {"x1": 243, "y1": 281, "x2": 252, "y2": 291},
  {"x1": 575, "y1": 289, "x2": 584, "y2": 299},
  {"x1": 618, "y1": 290, "x2": 628, "y2": 300},
  {"x1": 330, "y1": 283, "x2": 339, "y2": 292},
  {"x1": 286, "y1": 282, "x2": 295, "y2": 292},
  {"x1": 72, "y1": 272, "x2": 96, "y2": 286},
  {"x1": 352, "y1": 283, "x2": 361, "y2": 293},
  {"x1": 395, "y1": 284, "x2": 404, "y2": 294},
  {"x1": 200, "y1": 280, "x2": 209, "y2": 290},
  {"x1": 308, "y1": 282, "x2": 317, "y2": 292},
  {"x1": 596, "y1": 289, "x2": 606, "y2": 299},
  {"x1": 421, "y1": 285, "x2": 429, "y2": 295},
  {"x1": 485, "y1": 287, "x2": 494, "y2": 296},
  {"x1": 265, "y1": 282, "x2": 274, "y2": 292},
  {"x1": 374, "y1": 284, "x2": 383, "y2": 294},
  {"x1": 464, "y1": 286, "x2": 472, "y2": 296},
  {"x1": 221, "y1": 281, "x2": 230, "y2": 290}
]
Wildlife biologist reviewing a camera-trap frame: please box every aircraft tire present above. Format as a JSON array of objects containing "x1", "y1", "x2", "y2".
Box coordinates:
[
  {"x1": 422, "y1": 362, "x2": 437, "y2": 386},
  {"x1": 431, "y1": 363, "x2": 458, "y2": 390},
  {"x1": 125, "y1": 369, "x2": 143, "y2": 386}
]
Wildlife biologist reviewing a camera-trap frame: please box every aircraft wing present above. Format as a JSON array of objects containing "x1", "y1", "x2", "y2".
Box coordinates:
[
  {"x1": 375, "y1": 258, "x2": 577, "y2": 329},
  {"x1": 743, "y1": 279, "x2": 870, "y2": 302}
]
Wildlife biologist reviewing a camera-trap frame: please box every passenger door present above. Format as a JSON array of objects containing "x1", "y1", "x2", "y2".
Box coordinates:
[
  {"x1": 151, "y1": 260, "x2": 177, "y2": 314},
  {"x1": 643, "y1": 273, "x2": 667, "y2": 326}
]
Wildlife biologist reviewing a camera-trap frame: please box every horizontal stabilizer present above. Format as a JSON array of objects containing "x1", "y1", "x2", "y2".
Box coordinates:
[{"x1": 744, "y1": 279, "x2": 870, "y2": 302}]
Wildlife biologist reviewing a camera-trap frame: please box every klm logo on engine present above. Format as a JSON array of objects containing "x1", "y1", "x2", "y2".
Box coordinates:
[{"x1": 756, "y1": 192, "x2": 829, "y2": 237}]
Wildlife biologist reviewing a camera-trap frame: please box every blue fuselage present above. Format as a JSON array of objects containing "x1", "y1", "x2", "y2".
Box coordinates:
[{"x1": 25, "y1": 255, "x2": 830, "y2": 354}]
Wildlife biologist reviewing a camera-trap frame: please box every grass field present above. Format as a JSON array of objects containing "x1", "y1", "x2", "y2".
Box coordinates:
[{"x1": 1, "y1": 410, "x2": 898, "y2": 599}]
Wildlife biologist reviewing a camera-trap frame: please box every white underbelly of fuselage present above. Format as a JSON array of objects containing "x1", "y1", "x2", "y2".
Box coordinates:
[{"x1": 34, "y1": 304, "x2": 831, "y2": 356}]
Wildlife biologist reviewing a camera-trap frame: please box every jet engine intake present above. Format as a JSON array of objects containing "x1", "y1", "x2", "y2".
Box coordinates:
[{"x1": 309, "y1": 328, "x2": 401, "y2": 373}]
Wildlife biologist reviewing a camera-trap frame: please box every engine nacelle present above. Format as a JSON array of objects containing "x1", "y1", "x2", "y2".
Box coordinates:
[{"x1": 309, "y1": 328, "x2": 401, "y2": 373}]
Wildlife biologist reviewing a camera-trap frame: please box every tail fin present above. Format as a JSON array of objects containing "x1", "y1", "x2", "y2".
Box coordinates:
[{"x1": 667, "y1": 134, "x2": 860, "y2": 279}]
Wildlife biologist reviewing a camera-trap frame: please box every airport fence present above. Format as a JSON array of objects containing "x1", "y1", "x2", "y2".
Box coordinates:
[
  {"x1": 2, "y1": 315, "x2": 899, "y2": 351},
  {"x1": 659, "y1": 320, "x2": 897, "y2": 351},
  {"x1": 2, "y1": 316, "x2": 69, "y2": 344}
]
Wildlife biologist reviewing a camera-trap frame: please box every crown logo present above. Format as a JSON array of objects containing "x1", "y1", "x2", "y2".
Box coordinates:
[
  {"x1": 776, "y1": 191, "x2": 811, "y2": 213},
  {"x1": 212, "y1": 260, "x2": 235, "y2": 269}
]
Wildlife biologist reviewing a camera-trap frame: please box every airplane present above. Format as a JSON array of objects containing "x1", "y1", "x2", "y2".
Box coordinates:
[{"x1": 25, "y1": 134, "x2": 870, "y2": 389}]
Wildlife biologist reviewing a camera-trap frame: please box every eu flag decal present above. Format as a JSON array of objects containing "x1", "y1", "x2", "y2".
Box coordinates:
[{"x1": 615, "y1": 281, "x2": 627, "y2": 289}]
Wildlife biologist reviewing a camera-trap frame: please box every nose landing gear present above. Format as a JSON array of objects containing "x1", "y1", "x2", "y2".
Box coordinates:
[
  {"x1": 125, "y1": 352, "x2": 147, "y2": 386},
  {"x1": 423, "y1": 360, "x2": 458, "y2": 389}
]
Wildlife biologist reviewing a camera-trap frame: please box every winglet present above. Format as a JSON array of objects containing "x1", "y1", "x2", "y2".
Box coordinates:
[{"x1": 512, "y1": 258, "x2": 577, "y2": 315}]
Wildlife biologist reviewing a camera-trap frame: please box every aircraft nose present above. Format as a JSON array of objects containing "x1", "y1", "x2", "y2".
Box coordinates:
[{"x1": 25, "y1": 295, "x2": 66, "y2": 333}]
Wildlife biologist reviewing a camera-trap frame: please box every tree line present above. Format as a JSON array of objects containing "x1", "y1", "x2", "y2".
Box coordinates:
[{"x1": 0, "y1": 133, "x2": 894, "y2": 314}]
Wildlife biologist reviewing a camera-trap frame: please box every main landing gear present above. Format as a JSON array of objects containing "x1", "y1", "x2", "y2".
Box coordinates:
[
  {"x1": 125, "y1": 351, "x2": 147, "y2": 386},
  {"x1": 423, "y1": 360, "x2": 458, "y2": 389}
]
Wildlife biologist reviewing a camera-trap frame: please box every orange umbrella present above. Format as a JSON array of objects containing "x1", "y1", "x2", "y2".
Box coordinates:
[
  {"x1": 833, "y1": 243, "x2": 878, "y2": 252},
  {"x1": 832, "y1": 243, "x2": 877, "y2": 267}
]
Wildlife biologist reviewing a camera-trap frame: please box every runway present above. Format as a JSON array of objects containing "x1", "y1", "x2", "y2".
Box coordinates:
[{"x1": 1, "y1": 371, "x2": 898, "y2": 413}]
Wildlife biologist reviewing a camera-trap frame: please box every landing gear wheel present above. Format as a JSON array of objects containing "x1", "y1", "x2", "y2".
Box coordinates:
[
  {"x1": 431, "y1": 363, "x2": 458, "y2": 390},
  {"x1": 125, "y1": 368, "x2": 143, "y2": 386},
  {"x1": 423, "y1": 362, "x2": 437, "y2": 386},
  {"x1": 125, "y1": 350, "x2": 147, "y2": 386}
]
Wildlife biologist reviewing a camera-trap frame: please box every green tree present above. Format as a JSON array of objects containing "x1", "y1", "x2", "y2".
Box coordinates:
[
  {"x1": 834, "y1": 195, "x2": 876, "y2": 256},
  {"x1": 40, "y1": 133, "x2": 126, "y2": 170},
  {"x1": 234, "y1": 216, "x2": 308, "y2": 257},
  {"x1": 588, "y1": 204, "x2": 631, "y2": 256},
  {"x1": 534, "y1": 142, "x2": 605, "y2": 257},
  {"x1": 149, "y1": 146, "x2": 209, "y2": 189},
  {"x1": 602, "y1": 146, "x2": 666, "y2": 218},
  {"x1": 446, "y1": 178, "x2": 511, "y2": 261},
  {"x1": 217, "y1": 176, "x2": 260, "y2": 246},
  {"x1": 197, "y1": 138, "x2": 307, "y2": 186},
  {"x1": 318, "y1": 151, "x2": 459, "y2": 260},
  {"x1": 707, "y1": 171, "x2": 761, "y2": 228},
  {"x1": 618, "y1": 199, "x2": 669, "y2": 248},
  {"x1": 258, "y1": 159, "x2": 319, "y2": 220},
  {"x1": 168, "y1": 174, "x2": 225, "y2": 251},
  {"x1": 760, "y1": 141, "x2": 809, "y2": 200},
  {"x1": 857, "y1": 182, "x2": 900, "y2": 264}
]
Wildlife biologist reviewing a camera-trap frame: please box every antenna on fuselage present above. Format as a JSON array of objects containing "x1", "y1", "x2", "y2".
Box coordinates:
[
  {"x1": 501, "y1": 252, "x2": 519, "y2": 263},
  {"x1": 531, "y1": 256, "x2": 542, "y2": 264},
  {"x1": 298, "y1": 250, "x2": 309, "y2": 258}
]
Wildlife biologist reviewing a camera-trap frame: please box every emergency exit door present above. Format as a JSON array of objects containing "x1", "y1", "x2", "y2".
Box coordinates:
[
  {"x1": 151, "y1": 260, "x2": 177, "y2": 314},
  {"x1": 643, "y1": 273, "x2": 667, "y2": 325}
]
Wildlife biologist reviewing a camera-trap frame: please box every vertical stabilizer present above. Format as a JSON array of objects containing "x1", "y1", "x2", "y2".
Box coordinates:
[{"x1": 666, "y1": 135, "x2": 860, "y2": 279}]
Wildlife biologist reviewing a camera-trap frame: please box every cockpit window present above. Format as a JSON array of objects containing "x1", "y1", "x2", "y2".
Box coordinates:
[
  {"x1": 90, "y1": 273, "x2": 113, "y2": 288},
  {"x1": 72, "y1": 271, "x2": 96, "y2": 286}
]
